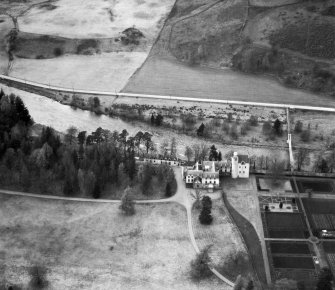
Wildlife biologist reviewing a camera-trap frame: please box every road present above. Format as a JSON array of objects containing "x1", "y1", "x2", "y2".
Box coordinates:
[{"x1": 1, "y1": 74, "x2": 335, "y2": 112}]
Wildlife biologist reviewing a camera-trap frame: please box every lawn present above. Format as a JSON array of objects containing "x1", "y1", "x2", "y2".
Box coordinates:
[
  {"x1": 192, "y1": 199, "x2": 253, "y2": 283},
  {"x1": 0, "y1": 195, "x2": 227, "y2": 289}
]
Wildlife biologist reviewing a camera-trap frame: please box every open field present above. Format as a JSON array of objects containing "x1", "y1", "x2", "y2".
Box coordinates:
[
  {"x1": 0, "y1": 195, "x2": 228, "y2": 289},
  {"x1": 19, "y1": 0, "x2": 174, "y2": 39},
  {"x1": 192, "y1": 199, "x2": 253, "y2": 282},
  {"x1": 10, "y1": 52, "x2": 147, "y2": 92},
  {"x1": 0, "y1": 15, "x2": 12, "y2": 74},
  {"x1": 122, "y1": 56, "x2": 335, "y2": 107}
]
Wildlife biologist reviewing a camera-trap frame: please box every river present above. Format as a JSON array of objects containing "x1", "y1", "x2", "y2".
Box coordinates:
[{"x1": 1, "y1": 85, "x2": 289, "y2": 161}]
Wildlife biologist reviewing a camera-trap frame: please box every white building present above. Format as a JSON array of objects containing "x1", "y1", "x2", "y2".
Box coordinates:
[
  {"x1": 231, "y1": 152, "x2": 250, "y2": 178},
  {"x1": 184, "y1": 160, "x2": 231, "y2": 191}
]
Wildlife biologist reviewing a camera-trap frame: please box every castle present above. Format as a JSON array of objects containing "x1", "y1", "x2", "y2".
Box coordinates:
[{"x1": 184, "y1": 152, "x2": 249, "y2": 190}]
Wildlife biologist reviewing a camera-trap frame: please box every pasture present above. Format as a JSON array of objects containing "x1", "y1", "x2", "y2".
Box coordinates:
[
  {"x1": 19, "y1": 0, "x2": 174, "y2": 39},
  {"x1": 0, "y1": 194, "x2": 227, "y2": 289}
]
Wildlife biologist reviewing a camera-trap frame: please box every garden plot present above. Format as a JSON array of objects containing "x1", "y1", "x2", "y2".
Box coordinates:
[
  {"x1": 266, "y1": 241, "x2": 317, "y2": 286},
  {"x1": 0, "y1": 195, "x2": 227, "y2": 289},
  {"x1": 257, "y1": 177, "x2": 293, "y2": 192},
  {"x1": 262, "y1": 210, "x2": 308, "y2": 239},
  {"x1": 303, "y1": 199, "x2": 335, "y2": 233},
  {"x1": 296, "y1": 178, "x2": 334, "y2": 194},
  {"x1": 19, "y1": 0, "x2": 174, "y2": 39}
]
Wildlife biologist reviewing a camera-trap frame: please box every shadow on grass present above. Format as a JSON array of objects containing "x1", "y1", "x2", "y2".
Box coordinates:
[{"x1": 222, "y1": 191, "x2": 267, "y2": 287}]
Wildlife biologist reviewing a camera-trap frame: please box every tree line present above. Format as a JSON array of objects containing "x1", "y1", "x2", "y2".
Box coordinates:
[{"x1": 0, "y1": 90, "x2": 176, "y2": 199}]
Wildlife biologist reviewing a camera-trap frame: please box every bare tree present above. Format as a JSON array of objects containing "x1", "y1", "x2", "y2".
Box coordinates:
[
  {"x1": 185, "y1": 146, "x2": 193, "y2": 162},
  {"x1": 296, "y1": 148, "x2": 310, "y2": 171}
]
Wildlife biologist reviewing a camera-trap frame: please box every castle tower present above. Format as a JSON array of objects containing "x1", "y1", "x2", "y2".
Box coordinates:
[{"x1": 231, "y1": 152, "x2": 239, "y2": 179}]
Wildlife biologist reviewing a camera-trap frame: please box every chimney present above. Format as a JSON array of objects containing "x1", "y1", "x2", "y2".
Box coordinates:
[
  {"x1": 212, "y1": 161, "x2": 215, "y2": 173},
  {"x1": 195, "y1": 161, "x2": 199, "y2": 171}
]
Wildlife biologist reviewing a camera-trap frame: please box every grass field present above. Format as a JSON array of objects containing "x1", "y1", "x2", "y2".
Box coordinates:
[
  {"x1": 19, "y1": 0, "x2": 174, "y2": 39},
  {"x1": 192, "y1": 199, "x2": 253, "y2": 282},
  {"x1": 122, "y1": 56, "x2": 335, "y2": 107},
  {"x1": 10, "y1": 52, "x2": 148, "y2": 92},
  {"x1": 0, "y1": 194, "x2": 228, "y2": 289}
]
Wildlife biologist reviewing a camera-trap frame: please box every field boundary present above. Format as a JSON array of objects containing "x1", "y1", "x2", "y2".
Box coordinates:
[{"x1": 1, "y1": 75, "x2": 335, "y2": 112}]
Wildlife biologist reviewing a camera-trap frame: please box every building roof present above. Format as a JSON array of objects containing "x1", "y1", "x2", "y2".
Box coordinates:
[
  {"x1": 238, "y1": 155, "x2": 249, "y2": 163},
  {"x1": 186, "y1": 170, "x2": 203, "y2": 177},
  {"x1": 202, "y1": 172, "x2": 219, "y2": 178}
]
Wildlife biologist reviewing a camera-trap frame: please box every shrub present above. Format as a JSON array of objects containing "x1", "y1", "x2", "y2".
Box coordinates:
[
  {"x1": 53, "y1": 47, "x2": 63, "y2": 57},
  {"x1": 119, "y1": 189, "x2": 135, "y2": 215},
  {"x1": 28, "y1": 265, "x2": 48, "y2": 289},
  {"x1": 190, "y1": 246, "x2": 213, "y2": 281},
  {"x1": 301, "y1": 129, "x2": 311, "y2": 142}
]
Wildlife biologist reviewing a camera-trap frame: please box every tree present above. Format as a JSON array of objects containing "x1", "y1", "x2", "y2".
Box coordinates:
[
  {"x1": 92, "y1": 181, "x2": 101, "y2": 199},
  {"x1": 192, "y1": 144, "x2": 201, "y2": 161},
  {"x1": 227, "y1": 112, "x2": 233, "y2": 122},
  {"x1": 65, "y1": 126, "x2": 78, "y2": 145},
  {"x1": 199, "y1": 143, "x2": 209, "y2": 161},
  {"x1": 197, "y1": 123, "x2": 205, "y2": 136},
  {"x1": 165, "y1": 182, "x2": 172, "y2": 197},
  {"x1": 262, "y1": 121, "x2": 272, "y2": 135},
  {"x1": 316, "y1": 267, "x2": 333, "y2": 290},
  {"x1": 21, "y1": 165, "x2": 31, "y2": 191},
  {"x1": 199, "y1": 196, "x2": 213, "y2": 225},
  {"x1": 246, "y1": 279, "x2": 254, "y2": 290},
  {"x1": 296, "y1": 148, "x2": 310, "y2": 171},
  {"x1": 185, "y1": 146, "x2": 193, "y2": 162},
  {"x1": 190, "y1": 246, "x2": 213, "y2": 281},
  {"x1": 202, "y1": 196, "x2": 212, "y2": 210},
  {"x1": 230, "y1": 123, "x2": 238, "y2": 140},
  {"x1": 170, "y1": 137, "x2": 177, "y2": 158},
  {"x1": 294, "y1": 120, "x2": 303, "y2": 133},
  {"x1": 269, "y1": 159, "x2": 286, "y2": 185},
  {"x1": 143, "y1": 132, "x2": 153, "y2": 154},
  {"x1": 301, "y1": 129, "x2": 311, "y2": 142},
  {"x1": 249, "y1": 115, "x2": 258, "y2": 126},
  {"x1": 273, "y1": 119, "x2": 282, "y2": 136},
  {"x1": 77, "y1": 131, "x2": 86, "y2": 146},
  {"x1": 119, "y1": 187, "x2": 135, "y2": 215},
  {"x1": 28, "y1": 265, "x2": 48, "y2": 289},
  {"x1": 209, "y1": 145, "x2": 218, "y2": 161},
  {"x1": 191, "y1": 189, "x2": 202, "y2": 209}
]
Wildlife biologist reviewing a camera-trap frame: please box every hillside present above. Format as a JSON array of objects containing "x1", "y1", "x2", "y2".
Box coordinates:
[{"x1": 147, "y1": 0, "x2": 335, "y2": 98}]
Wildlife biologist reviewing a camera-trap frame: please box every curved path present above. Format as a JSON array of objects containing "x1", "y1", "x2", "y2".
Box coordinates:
[
  {"x1": 0, "y1": 166, "x2": 235, "y2": 288},
  {"x1": 1, "y1": 74, "x2": 335, "y2": 112}
]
